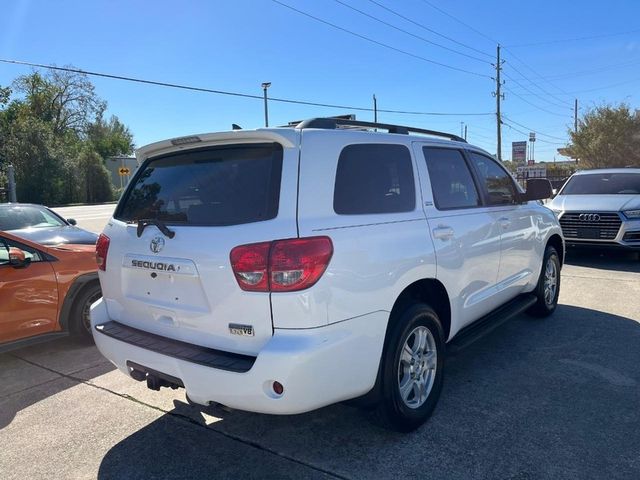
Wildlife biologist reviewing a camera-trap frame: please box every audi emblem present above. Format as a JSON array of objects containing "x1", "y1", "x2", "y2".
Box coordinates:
[{"x1": 578, "y1": 213, "x2": 600, "y2": 222}]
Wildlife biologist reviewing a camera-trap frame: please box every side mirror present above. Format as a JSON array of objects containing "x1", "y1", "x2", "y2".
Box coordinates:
[
  {"x1": 9, "y1": 247, "x2": 30, "y2": 268},
  {"x1": 522, "y1": 178, "x2": 553, "y2": 201},
  {"x1": 67, "y1": 218, "x2": 77, "y2": 225}
]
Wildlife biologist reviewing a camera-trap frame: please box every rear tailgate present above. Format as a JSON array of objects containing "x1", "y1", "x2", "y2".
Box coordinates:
[{"x1": 98, "y1": 131, "x2": 299, "y2": 356}]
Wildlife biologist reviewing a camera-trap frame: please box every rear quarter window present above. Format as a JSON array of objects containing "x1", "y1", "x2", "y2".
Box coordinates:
[
  {"x1": 333, "y1": 144, "x2": 415, "y2": 215},
  {"x1": 115, "y1": 143, "x2": 283, "y2": 226}
]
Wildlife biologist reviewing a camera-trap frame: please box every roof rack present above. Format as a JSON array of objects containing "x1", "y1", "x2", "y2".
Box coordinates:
[{"x1": 294, "y1": 117, "x2": 466, "y2": 143}]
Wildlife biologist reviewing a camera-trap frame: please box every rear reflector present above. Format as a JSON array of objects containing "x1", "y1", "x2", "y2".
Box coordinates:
[
  {"x1": 96, "y1": 233, "x2": 110, "y2": 271},
  {"x1": 230, "y1": 236, "x2": 333, "y2": 292}
]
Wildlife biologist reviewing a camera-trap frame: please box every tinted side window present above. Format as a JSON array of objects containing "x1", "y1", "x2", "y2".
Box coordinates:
[
  {"x1": 423, "y1": 147, "x2": 480, "y2": 210},
  {"x1": 468, "y1": 152, "x2": 516, "y2": 205},
  {"x1": 334, "y1": 144, "x2": 415, "y2": 215}
]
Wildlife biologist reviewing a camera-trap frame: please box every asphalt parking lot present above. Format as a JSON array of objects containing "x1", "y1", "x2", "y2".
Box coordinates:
[
  {"x1": 1, "y1": 248, "x2": 638, "y2": 479},
  {"x1": 2, "y1": 206, "x2": 639, "y2": 479}
]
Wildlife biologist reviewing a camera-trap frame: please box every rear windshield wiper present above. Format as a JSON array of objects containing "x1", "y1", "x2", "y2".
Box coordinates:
[{"x1": 136, "y1": 219, "x2": 176, "y2": 239}]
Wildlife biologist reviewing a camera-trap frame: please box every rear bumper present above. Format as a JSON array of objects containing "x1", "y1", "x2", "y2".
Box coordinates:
[{"x1": 91, "y1": 299, "x2": 388, "y2": 414}]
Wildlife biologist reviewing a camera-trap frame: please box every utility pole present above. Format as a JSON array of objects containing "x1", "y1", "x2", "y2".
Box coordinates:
[
  {"x1": 373, "y1": 94, "x2": 378, "y2": 123},
  {"x1": 574, "y1": 98, "x2": 578, "y2": 133},
  {"x1": 493, "y1": 44, "x2": 505, "y2": 161},
  {"x1": 261, "y1": 82, "x2": 271, "y2": 127},
  {"x1": 464, "y1": 124, "x2": 467, "y2": 141}
]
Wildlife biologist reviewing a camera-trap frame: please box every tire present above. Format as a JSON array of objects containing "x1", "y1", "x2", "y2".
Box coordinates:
[
  {"x1": 371, "y1": 303, "x2": 445, "y2": 432},
  {"x1": 527, "y1": 245, "x2": 561, "y2": 317},
  {"x1": 70, "y1": 282, "x2": 102, "y2": 342}
]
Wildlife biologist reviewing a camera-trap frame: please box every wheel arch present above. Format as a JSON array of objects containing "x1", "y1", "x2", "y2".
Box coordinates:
[
  {"x1": 346, "y1": 278, "x2": 451, "y2": 409},
  {"x1": 59, "y1": 272, "x2": 100, "y2": 331},
  {"x1": 388, "y1": 278, "x2": 452, "y2": 342},
  {"x1": 547, "y1": 233, "x2": 564, "y2": 267}
]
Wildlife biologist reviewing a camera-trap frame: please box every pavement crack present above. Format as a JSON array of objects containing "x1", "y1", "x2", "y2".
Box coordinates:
[{"x1": 10, "y1": 355, "x2": 349, "y2": 480}]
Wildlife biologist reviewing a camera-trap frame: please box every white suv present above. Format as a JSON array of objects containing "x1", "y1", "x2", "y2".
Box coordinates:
[{"x1": 91, "y1": 117, "x2": 563, "y2": 432}]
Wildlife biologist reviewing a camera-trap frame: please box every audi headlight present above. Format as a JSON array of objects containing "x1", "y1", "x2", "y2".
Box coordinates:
[{"x1": 623, "y1": 209, "x2": 640, "y2": 219}]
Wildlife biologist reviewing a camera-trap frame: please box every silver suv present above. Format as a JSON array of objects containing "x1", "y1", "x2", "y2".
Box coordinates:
[{"x1": 548, "y1": 168, "x2": 640, "y2": 251}]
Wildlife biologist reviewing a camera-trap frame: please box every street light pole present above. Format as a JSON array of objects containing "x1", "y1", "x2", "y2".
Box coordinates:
[{"x1": 261, "y1": 82, "x2": 271, "y2": 127}]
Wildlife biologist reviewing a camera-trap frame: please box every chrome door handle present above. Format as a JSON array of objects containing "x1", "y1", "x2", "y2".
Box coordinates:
[
  {"x1": 432, "y1": 225, "x2": 454, "y2": 241},
  {"x1": 498, "y1": 216, "x2": 511, "y2": 229}
]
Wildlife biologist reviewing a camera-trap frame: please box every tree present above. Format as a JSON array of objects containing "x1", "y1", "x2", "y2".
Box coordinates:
[
  {"x1": 0, "y1": 69, "x2": 133, "y2": 204},
  {"x1": 3, "y1": 117, "x2": 66, "y2": 205},
  {"x1": 566, "y1": 104, "x2": 640, "y2": 169},
  {"x1": 76, "y1": 148, "x2": 114, "y2": 203},
  {"x1": 87, "y1": 115, "x2": 134, "y2": 160},
  {"x1": 12, "y1": 69, "x2": 105, "y2": 136}
]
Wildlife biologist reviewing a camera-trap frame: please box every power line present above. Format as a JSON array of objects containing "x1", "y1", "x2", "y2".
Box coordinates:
[
  {"x1": 502, "y1": 47, "x2": 571, "y2": 97},
  {"x1": 0, "y1": 58, "x2": 494, "y2": 116},
  {"x1": 502, "y1": 121, "x2": 565, "y2": 146},
  {"x1": 502, "y1": 53, "x2": 574, "y2": 107},
  {"x1": 418, "y1": 0, "x2": 498, "y2": 44},
  {"x1": 503, "y1": 87, "x2": 572, "y2": 118},
  {"x1": 530, "y1": 58, "x2": 640, "y2": 81},
  {"x1": 271, "y1": 0, "x2": 491, "y2": 78},
  {"x1": 502, "y1": 72, "x2": 573, "y2": 111},
  {"x1": 410, "y1": 0, "x2": 574, "y2": 151},
  {"x1": 549, "y1": 76, "x2": 640, "y2": 95},
  {"x1": 506, "y1": 27, "x2": 640, "y2": 48},
  {"x1": 502, "y1": 115, "x2": 567, "y2": 142},
  {"x1": 412, "y1": 1, "x2": 576, "y2": 108},
  {"x1": 333, "y1": 0, "x2": 490, "y2": 63},
  {"x1": 365, "y1": 0, "x2": 493, "y2": 59}
]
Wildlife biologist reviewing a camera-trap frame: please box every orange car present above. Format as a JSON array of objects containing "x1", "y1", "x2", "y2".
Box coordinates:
[{"x1": 0, "y1": 230, "x2": 101, "y2": 352}]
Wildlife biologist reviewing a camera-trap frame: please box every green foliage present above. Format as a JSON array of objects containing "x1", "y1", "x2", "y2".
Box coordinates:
[
  {"x1": 0, "y1": 69, "x2": 133, "y2": 205},
  {"x1": 76, "y1": 149, "x2": 114, "y2": 203},
  {"x1": 87, "y1": 115, "x2": 134, "y2": 159},
  {"x1": 567, "y1": 103, "x2": 640, "y2": 169},
  {"x1": 3, "y1": 117, "x2": 65, "y2": 205}
]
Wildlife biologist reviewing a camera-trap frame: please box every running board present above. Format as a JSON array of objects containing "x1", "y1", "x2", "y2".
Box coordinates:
[{"x1": 448, "y1": 294, "x2": 537, "y2": 353}]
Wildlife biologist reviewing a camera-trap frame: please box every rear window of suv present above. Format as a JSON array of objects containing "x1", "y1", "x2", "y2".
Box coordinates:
[{"x1": 115, "y1": 143, "x2": 283, "y2": 226}]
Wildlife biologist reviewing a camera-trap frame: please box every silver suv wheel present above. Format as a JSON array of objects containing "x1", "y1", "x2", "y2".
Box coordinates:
[
  {"x1": 398, "y1": 326, "x2": 437, "y2": 409},
  {"x1": 543, "y1": 257, "x2": 558, "y2": 307}
]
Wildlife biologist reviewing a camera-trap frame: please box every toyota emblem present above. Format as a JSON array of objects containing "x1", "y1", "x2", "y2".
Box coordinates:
[
  {"x1": 578, "y1": 213, "x2": 600, "y2": 222},
  {"x1": 150, "y1": 236, "x2": 165, "y2": 253}
]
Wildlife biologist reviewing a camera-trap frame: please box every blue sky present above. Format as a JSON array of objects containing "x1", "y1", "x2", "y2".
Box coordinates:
[{"x1": 1, "y1": 0, "x2": 639, "y2": 161}]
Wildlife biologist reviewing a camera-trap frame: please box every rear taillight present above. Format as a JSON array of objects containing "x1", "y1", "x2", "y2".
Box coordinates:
[
  {"x1": 96, "y1": 233, "x2": 110, "y2": 271},
  {"x1": 230, "y1": 236, "x2": 333, "y2": 293},
  {"x1": 229, "y1": 241, "x2": 271, "y2": 292}
]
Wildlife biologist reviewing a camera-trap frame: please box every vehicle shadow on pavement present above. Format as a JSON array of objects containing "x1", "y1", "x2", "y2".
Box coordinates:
[
  {"x1": 0, "y1": 338, "x2": 115, "y2": 430},
  {"x1": 97, "y1": 304, "x2": 640, "y2": 480},
  {"x1": 565, "y1": 248, "x2": 640, "y2": 273}
]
